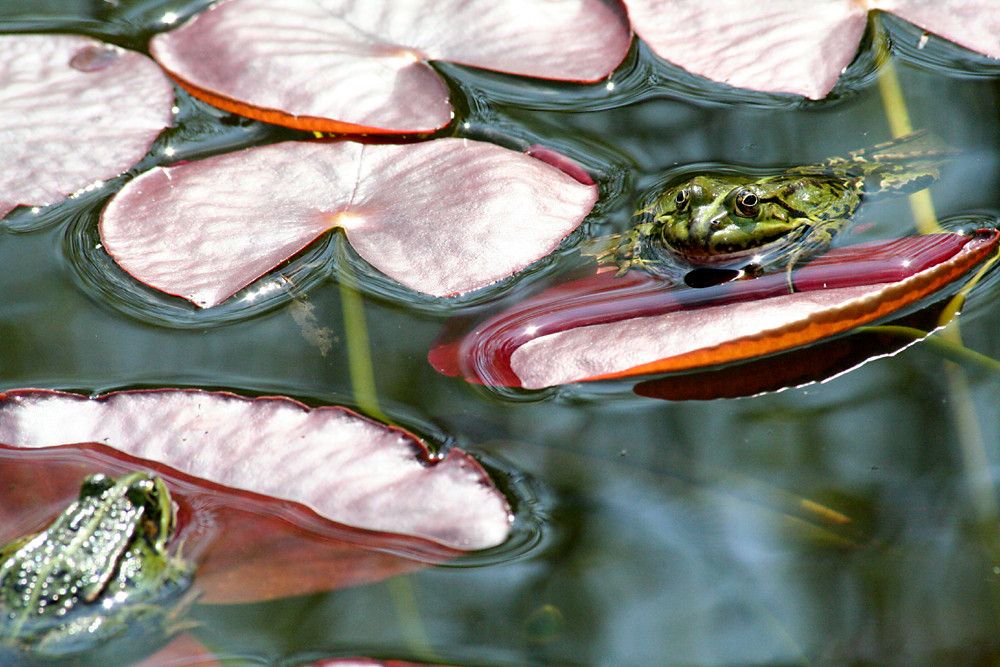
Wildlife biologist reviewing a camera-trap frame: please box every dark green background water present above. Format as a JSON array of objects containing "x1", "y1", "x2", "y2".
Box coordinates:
[{"x1": 3, "y1": 1, "x2": 1000, "y2": 664}]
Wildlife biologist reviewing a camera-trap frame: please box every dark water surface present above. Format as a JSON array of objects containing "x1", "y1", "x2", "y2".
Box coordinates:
[{"x1": 3, "y1": 2, "x2": 1000, "y2": 665}]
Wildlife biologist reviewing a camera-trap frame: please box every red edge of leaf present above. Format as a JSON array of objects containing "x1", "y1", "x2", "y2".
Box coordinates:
[
  {"x1": 431, "y1": 230, "x2": 1000, "y2": 387},
  {"x1": 589, "y1": 230, "x2": 998, "y2": 381},
  {"x1": 0, "y1": 389, "x2": 511, "y2": 552},
  {"x1": 165, "y1": 71, "x2": 447, "y2": 136},
  {"x1": 525, "y1": 144, "x2": 595, "y2": 185},
  {"x1": 0, "y1": 439, "x2": 449, "y2": 604}
]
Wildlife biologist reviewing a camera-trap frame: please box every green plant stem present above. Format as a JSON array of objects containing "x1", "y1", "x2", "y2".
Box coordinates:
[
  {"x1": 874, "y1": 15, "x2": 1000, "y2": 624},
  {"x1": 336, "y1": 262, "x2": 436, "y2": 658},
  {"x1": 874, "y1": 28, "x2": 941, "y2": 235},
  {"x1": 387, "y1": 577, "x2": 435, "y2": 659},
  {"x1": 338, "y1": 280, "x2": 387, "y2": 423},
  {"x1": 864, "y1": 326, "x2": 1000, "y2": 375}
]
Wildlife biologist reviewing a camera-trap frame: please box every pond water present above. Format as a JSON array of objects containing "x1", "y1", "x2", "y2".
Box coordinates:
[{"x1": 3, "y1": 2, "x2": 1000, "y2": 665}]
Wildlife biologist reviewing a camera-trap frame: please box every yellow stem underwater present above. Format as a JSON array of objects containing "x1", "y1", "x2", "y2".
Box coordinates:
[
  {"x1": 874, "y1": 14, "x2": 1000, "y2": 624},
  {"x1": 874, "y1": 28, "x2": 942, "y2": 235}
]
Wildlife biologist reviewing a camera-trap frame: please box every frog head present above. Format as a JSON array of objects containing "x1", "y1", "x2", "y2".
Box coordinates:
[
  {"x1": 602, "y1": 132, "x2": 946, "y2": 280},
  {"x1": 1, "y1": 471, "x2": 192, "y2": 661},
  {"x1": 81, "y1": 472, "x2": 177, "y2": 555},
  {"x1": 646, "y1": 173, "x2": 859, "y2": 268}
]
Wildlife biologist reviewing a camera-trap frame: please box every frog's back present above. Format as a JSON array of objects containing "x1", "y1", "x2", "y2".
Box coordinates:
[
  {"x1": 0, "y1": 495, "x2": 139, "y2": 621},
  {"x1": 795, "y1": 130, "x2": 951, "y2": 197},
  {"x1": 0, "y1": 473, "x2": 193, "y2": 661}
]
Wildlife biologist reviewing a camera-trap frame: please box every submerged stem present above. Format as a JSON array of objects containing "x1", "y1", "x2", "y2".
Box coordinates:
[
  {"x1": 387, "y1": 576, "x2": 436, "y2": 659},
  {"x1": 338, "y1": 279, "x2": 386, "y2": 423},
  {"x1": 865, "y1": 325, "x2": 1000, "y2": 376},
  {"x1": 874, "y1": 26, "x2": 942, "y2": 235},
  {"x1": 875, "y1": 15, "x2": 1000, "y2": 625},
  {"x1": 337, "y1": 252, "x2": 437, "y2": 658}
]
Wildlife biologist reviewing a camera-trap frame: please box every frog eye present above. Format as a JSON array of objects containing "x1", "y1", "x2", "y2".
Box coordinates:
[
  {"x1": 80, "y1": 473, "x2": 114, "y2": 498},
  {"x1": 673, "y1": 188, "x2": 690, "y2": 211},
  {"x1": 125, "y1": 478, "x2": 157, "y2": 506},
  {"x1": 734, "y1": 189, "x2": 760, "y2": 218}
]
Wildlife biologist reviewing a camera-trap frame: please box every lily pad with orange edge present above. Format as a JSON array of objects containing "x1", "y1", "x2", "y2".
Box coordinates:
[
  {"x1": 429, "y1": 230, "x2": 1000, "y2": 395},
  {"x1": 149, "y1": 0, "x2": 630, "y2": 135}
]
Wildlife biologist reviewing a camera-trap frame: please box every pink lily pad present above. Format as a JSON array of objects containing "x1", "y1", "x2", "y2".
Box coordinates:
[
  {"x1": 624, "y1": 0, "x2": 1000, "y2": 99},
  {"x1": 0, "y1": 34, "x2": 174, "y2": 219},
  {"x1": 625, "y1": 0, "x2": 867, "y2": 99},
  {"x1": 0, "y1": 389, "x2": 512, "y2": 552},
  {"x1": 872, "y1": 0, "x2": 1000, "y2": 60},
  {"x1": 0, "y1": 442, "x2": 454, "y2": 604},
  {"x1": 99, "y1": 139, "x2": 597, "y2": 307},
  {"x1": 150, "y1": 0, "x2": 630, "y2": 134},
  {"x1": 430, "y1": 230, "x2": 999, "y2": 389},
  {"x1": 0, "y1": 441, "x2": 448, "y2": 659},
  {"x1": 632, "y1": 298, "x2": 953, "y2": 400}
]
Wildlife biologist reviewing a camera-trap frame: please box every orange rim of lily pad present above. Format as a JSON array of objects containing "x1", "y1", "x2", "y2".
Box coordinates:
[
  {"x1": 587, "y1": 230, "x2": 1000, "y2": 381},
  {"x1": 433, "y1": 230, "x2": 1000, "y2": 389},
  {"x1": 167, "y1": 75, "x2": 428, "y2": 135}
]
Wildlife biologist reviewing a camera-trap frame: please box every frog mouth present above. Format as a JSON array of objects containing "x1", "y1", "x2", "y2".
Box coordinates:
[{"x1": 665, "y1": 228, "x2": 808, "y2": 268}]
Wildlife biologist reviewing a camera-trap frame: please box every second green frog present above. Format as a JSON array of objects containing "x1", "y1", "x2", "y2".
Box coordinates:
[
  {"x1": 0, "y1": 471, "x2": 193, "y2": 662},
  {"x1": 605, "y1": 131, "x2": 950, "y2": 281}
]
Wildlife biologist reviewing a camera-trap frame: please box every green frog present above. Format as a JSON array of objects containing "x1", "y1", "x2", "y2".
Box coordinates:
[
  {"x1": 602, "y1": 131, "x2": 950, "y2": 281},
  {"x1": 0, "y1": 472, "x2": 193, "y2": 661}
]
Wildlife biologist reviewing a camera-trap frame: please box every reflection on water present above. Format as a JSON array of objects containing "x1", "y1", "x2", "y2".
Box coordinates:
[{"x1": 2, "y1": 1, "x2": 1000, "y2": 664}]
